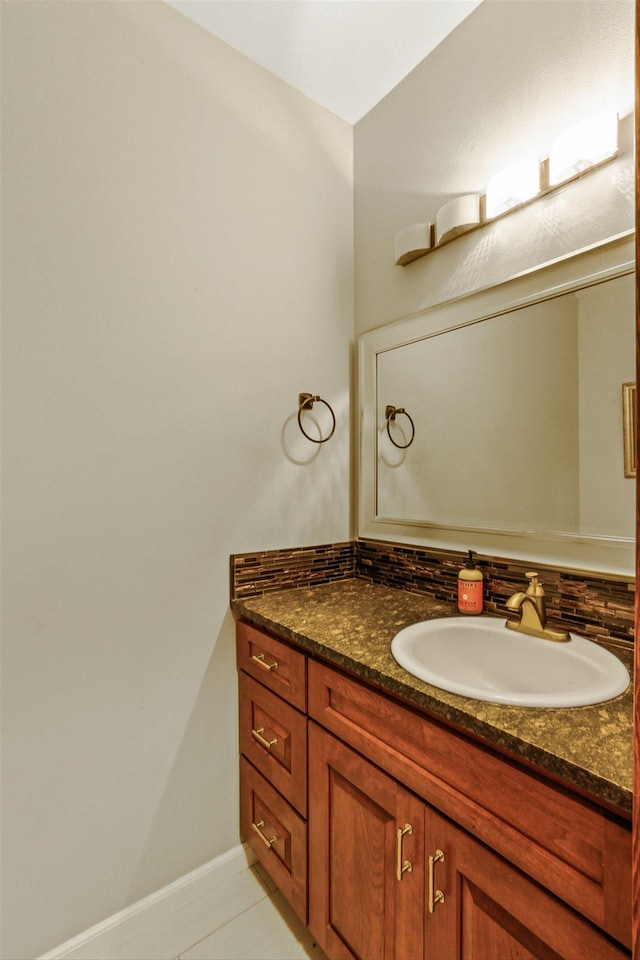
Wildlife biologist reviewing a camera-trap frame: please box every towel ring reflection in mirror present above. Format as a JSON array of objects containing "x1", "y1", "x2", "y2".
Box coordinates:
[
  {"x1": 298, "y1": 393, "x2": 336, "y2": 443},
  {"x1": 385, "y1": 405, "x2": 415, "y2": 449}
]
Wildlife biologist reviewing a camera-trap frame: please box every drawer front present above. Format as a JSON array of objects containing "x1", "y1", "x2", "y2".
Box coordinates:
[
  {"x1": 240, "y1": 756, "x2": 308, "y2": 924},
  {"x1": 308, "y1": 658, "x2": 631, "y2": 948},
  {"x1": 239, "y1": 670, "x2": 308, "y2": 816},
  {"x1": 237, "y1": 620, "x2": 307, "y2": 711}
]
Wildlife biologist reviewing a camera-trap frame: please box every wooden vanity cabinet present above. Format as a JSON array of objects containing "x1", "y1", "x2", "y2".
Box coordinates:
[
  {"x1": 236, "y1": 620, "x2": 632, "y2": 959},
  {"x1": 308, "y1": 722, "x2": 628, "y2": 960},
  {"x1": 307, "y1": 658, "x2": 632, "y2": 951}
]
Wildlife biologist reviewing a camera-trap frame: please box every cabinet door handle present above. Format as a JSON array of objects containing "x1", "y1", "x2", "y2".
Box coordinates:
[
  {"x1": 428, "y1": 849, "x2": 445, "y2": 912},
  {"x1": 251, "y1": 727, "x2": 278, "y2": 750},
  {"x1": 252, "y1": 819, "x2": 278, "y2": 849},
  {"x1": 396, "y1": 823, "x2": 413, "y2": 881},
  {"x1": 251, "y1": 652, "x2": 279, "y2": 672}
]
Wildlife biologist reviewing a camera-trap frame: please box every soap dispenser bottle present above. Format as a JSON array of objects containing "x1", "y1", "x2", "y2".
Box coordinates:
[{"x1": 458, "y1": 550, "x2": 483, "y2": 614}]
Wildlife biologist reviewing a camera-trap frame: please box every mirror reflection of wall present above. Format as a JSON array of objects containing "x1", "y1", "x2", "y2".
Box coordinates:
[{"x1": 377, "y1": 272, "x2": 634, "y2": 540}]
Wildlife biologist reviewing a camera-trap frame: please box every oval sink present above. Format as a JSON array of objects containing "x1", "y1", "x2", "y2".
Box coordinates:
[{"x1": 391, "y1": 617, "x2": 629, "y2": 708}]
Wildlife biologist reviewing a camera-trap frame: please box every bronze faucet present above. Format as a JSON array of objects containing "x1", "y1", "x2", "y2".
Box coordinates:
[{"x1": 505, "y1": 572, "x2": 570, "y2": 642}]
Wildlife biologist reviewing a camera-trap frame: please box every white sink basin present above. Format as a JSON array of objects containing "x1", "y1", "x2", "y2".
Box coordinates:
[{"x1": 391, "y1": 617, "x2": 629, "y2": 708}]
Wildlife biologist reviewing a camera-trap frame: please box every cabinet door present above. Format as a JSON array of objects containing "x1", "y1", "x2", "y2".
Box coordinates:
[
  {"x1": 308, "y1": 722, "x2": 424, "y2": 960},
  {"x1": 425, "y1": 807, "x2": 629, "y2": 960}
]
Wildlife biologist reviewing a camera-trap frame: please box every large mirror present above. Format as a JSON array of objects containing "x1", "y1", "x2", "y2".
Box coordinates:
[{"x1": 358, "y1": 233, "x2": 635, "y2": 575}]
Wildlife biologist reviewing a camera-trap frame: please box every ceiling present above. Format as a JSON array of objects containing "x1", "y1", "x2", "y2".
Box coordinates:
[{"x1": 165, "y1": 1, "x2": 483, "y2": 124}]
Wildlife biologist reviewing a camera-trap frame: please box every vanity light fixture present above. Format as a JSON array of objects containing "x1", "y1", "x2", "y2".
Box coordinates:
[
  {"x1": 394, "y1": 222, "x2": 432, "y2": 266},
  {"x1": 485, "y1": 158, "x2": 540, "y2": 219},
  {"x1": 435, "y1": 194, "x2": 480, "y2": 245},
  {"x1": 394, "y1": 111, "x2": 621, "y2": 266},
  {"x1": 548, "y1": 112, "x2": 618, "y2": 186}
]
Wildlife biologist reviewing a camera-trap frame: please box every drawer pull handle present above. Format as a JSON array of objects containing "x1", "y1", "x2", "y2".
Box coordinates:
[
  {"x1": 428, "y1": 849, "x2": 445, "y2": 913},
  {"x1": 252, "y1": 819, "x2": 278, "y2": 849},
  {"x1": 396, "y1": 823, "x2": 413, "y2": 881},
  {"x1": 251, "y1": 727, "x2": 278, "y2": 750},
  {"x1": 252, "y1": 653, "x2": 279, "y2": 672}
]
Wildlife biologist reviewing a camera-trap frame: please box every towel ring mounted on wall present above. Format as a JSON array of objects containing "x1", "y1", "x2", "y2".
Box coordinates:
[
  {"x1": 298, "y1": 393, "x2": 336, "y2": 443},
  {"x1": 385, "y1": 405, "x2": 415, "y2": 449}
]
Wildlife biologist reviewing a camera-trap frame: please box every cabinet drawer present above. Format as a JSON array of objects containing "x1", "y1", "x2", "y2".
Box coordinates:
[
  {"x1": 308, "y1": 658, "x2": 631, "y2": 948},
  {"x1": 240, "y1": 757, "x2": 307, "y2": 924},
  {"x1": 239, "y1": 670, "x2": 308, "y2": 816},
  {"x1": 237, "y1": 620, "x2": 307, "y2": 711}
]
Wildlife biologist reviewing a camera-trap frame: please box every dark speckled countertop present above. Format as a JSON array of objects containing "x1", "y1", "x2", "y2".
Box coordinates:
[{"x1": 232, "y1": 579, "x2": 633, "y2": 815}]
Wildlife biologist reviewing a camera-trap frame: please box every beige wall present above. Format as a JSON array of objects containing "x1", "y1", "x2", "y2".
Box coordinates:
[
  {"x1": 354, "y1": 0, "x2": 635, "y2": 334},
  {"x1": 1, "y1": 3, "x2": 353, "y2": 957}
]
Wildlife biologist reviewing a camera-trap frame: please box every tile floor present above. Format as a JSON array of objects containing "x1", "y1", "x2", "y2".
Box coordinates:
[{"x1": 177, "y1": 864, "x2": 327, "y2": 960}]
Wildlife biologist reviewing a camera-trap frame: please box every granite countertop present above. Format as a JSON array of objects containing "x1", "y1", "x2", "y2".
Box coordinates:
[{"x1": 232, "y1": 578, "x2": 633, "y2": 815}]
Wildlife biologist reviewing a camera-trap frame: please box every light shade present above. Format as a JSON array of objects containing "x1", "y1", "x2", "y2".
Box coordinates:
[
  {"x1": 485, "y1": 159, "x2": 540, "y2": 219},
  {"x1": 394, "y1": 223, "x2": 432, "y2": 266},
  {"x1": 548, "y1": 113, "x2": 618, "y2": 186},
  {"x1": 435, "y1": 195, "x2": 480, "y2": 245}
]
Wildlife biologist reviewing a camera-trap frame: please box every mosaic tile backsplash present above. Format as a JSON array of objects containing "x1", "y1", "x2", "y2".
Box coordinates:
[
  {"x1": 230, "y1": 541, "x2": 355, "y2": 599},
  {"x1": 356, "y1": 540, "x2": 634, "y2": 646},
  {"x1": 230, "y1": 539, "x2": 635, "y2": 646}
]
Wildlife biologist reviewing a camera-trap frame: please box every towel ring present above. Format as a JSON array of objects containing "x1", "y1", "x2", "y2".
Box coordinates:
[
  {"x1": 385, "y1": 405, "x2": 415, "y2": 449},
  {"x1": 298, "y1": 393, "x2": 336, "y2": 444}
]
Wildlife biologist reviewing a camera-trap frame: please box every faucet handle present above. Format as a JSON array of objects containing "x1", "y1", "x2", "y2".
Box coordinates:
[{"x1": 525, "y1": 572, "x2": 545, "y2": 597}]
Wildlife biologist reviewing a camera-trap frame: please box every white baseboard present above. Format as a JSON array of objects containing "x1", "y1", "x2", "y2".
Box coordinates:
[{"x1": 39, "y1": 843, "x2": 258, "y2": 960}]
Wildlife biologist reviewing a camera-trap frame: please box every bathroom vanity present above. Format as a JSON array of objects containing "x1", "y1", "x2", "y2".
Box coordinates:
[{"x1": 233, "y1": 578, "x2": 632, "y2": 960}]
